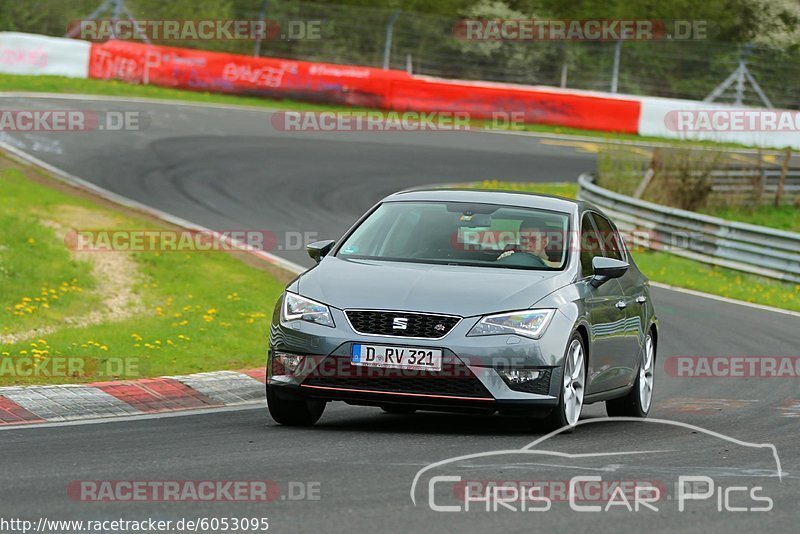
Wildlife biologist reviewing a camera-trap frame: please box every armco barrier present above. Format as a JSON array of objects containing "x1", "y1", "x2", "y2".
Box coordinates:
[
  {"x1": 578, "y1": 173, "x2": 800, "y2": 284},
  {"x1": 0, "y1": 32, "x2": 90, "y2": 78},
  {"x1": 86, "y1": 39, "x2": 642, "y2": 133}
]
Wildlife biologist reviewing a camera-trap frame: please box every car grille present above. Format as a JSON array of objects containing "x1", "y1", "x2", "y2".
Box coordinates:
[
  {"x1": 345, "y1": 310, "x2": 460, "y2": 339},
  {"x1": 302, "y1": 355, "x2": 492, "y2": 398}
]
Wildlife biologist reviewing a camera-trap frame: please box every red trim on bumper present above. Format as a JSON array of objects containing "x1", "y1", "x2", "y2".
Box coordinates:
[{"x1": 300, "y1": 384, "x2": 494, "y2": 401}]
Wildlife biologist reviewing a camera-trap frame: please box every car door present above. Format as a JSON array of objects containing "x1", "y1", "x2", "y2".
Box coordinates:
[
  {"x1": 579, "y1": 212, "x2": 630, "y2": 394},
  {"x1": 591, "y1": 212, "x2": 642, "y2": 388}
]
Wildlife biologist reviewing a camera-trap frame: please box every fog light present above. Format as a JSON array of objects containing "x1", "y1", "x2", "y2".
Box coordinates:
[
  {"x1": 499, "y1": 369, "x2": 542, "y2": 384},
  {"x1": 273, "y1": 352, "x2": 305, "y2": 375},
  {"x1": 496, "y1": 368, "x2": 552, "y2": 395}
]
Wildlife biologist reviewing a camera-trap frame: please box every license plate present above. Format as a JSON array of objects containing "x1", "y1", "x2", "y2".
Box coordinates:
[{"x1": 351, "y1": 344, "x2": 442, "y2": 371}]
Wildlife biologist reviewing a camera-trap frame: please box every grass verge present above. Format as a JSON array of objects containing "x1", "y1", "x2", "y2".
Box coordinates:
[
  {"x1": 0, "y1": 153, "x2": 290, "y2": 386},
  {"x1": 701, "y1": 205, "x2": 799, "y2": 233},
  {"x1": 469, "y1": 180, "x2": 800, "y2": 312}
]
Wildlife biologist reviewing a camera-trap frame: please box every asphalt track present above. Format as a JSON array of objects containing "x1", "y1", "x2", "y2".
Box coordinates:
[{"x1": 1, "y1": 95, "x2": 798, "y2": 533}]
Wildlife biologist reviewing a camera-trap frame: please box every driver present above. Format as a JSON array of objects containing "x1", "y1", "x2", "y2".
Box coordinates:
[{"x1": 497, "y1": 223, "x2": 561, "y2": 267}]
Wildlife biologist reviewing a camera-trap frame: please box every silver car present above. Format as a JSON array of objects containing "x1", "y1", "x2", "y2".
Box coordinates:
[{"x1": 267, "y1": 188, "x2": 658, "y2": 431}]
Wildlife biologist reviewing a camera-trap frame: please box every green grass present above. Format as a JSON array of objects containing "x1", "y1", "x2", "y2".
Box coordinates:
[
  {"x1": 467, "y1": 180, "x2": 800, "y2": 311},
  {"x1": 473, "y1": 179, "x2": 579, "y2": 198},
  {"x1": 701, "y1": 204, "x2": 799, "y2": 233},
  {"x1": 0, "y1": 174, "x2": 99, "y2": 333},
  {"x1": 0, "y1": 73, "x2": 759, "y2": 149},
  {"x1": 633, "y1": 250, "x2": 799, "y2": 310},
  {"x1": 0, "y1": 156, "x2": 287, "y2": 385}
]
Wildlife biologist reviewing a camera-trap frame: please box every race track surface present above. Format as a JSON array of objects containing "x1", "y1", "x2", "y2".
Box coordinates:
[{"x1": 1, "y1": 95, "x2": 797, "y2": 532}]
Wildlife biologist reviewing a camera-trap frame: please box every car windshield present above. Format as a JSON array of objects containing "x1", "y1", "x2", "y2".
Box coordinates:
[{"x1": 337, "y1": 201, "x2": 570, "y2": 270}]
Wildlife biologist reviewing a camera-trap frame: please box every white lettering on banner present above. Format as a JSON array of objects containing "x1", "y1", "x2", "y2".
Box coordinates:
[{"x1": 222, "y1": 63, "x2": 285, "y2": 88}]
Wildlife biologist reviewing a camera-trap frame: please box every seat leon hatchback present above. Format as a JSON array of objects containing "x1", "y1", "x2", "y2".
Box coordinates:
[{"x1": 267, "y1": 188, "x2": 658, "y2": 431}]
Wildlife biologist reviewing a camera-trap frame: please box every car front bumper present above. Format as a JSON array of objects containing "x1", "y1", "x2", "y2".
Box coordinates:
[{"x1": 268, "y1": 306, "x2": 576, "y2": 413}]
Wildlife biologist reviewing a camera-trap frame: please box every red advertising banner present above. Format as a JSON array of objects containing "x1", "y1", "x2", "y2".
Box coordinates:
[{"x1": 88, "y1": 40, "x2": 641, "y2": 133}]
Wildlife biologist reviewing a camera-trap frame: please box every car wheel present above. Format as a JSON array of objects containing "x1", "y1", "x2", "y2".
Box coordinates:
[
  {"x1": 536, "y1": 332, "x2": 586, "y2": 433},
  {"x1": 606, "y1": 332, "x2": 655, "y2": 418},
  {"x1": 381, "y1": 406, "x2": 417, "y2": 414},
  {"x1": 267, "y1": 385, "x2": 326, "y2": 426}
]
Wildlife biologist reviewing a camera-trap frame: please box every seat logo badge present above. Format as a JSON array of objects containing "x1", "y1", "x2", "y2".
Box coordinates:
[{"x1": 393, "y1": 317, "x2": 409, "y2": 330}]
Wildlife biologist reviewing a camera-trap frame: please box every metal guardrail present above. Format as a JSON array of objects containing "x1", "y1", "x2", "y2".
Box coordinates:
[
  {"x1": 577, "y1": 174, "x2": 800, "y2": 284},
  {"x1": 708, "y1": 168, "x2": 800, "y2": 195}
]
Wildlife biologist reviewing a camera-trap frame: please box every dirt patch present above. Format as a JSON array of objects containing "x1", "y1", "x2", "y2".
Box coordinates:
[
  {"x1": 0, "y1": 153, "x2": 297, "y2": 285},
  {"x1": 0, "y1": 208, "x2": 144, "y2": 344}
]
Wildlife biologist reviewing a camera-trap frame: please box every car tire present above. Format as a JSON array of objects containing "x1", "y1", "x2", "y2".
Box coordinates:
[
  {"x1": 606, "y1": 332, "x2": 655, "y2": 418},
  {"x1": 267, "y1": 385, "x2": 326, "y2": 426},
  {"x1": 534, "y1": 332, "x2": 586, "y2": 433},
  {"x1": 381, "y1": 406, "x2": 417, "y2": 414}
]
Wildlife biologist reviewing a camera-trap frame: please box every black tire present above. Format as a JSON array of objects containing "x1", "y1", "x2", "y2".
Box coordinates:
[
  {"x1": 381, "y1": 406, "x2": 417, "y2": 414},
  {"x1": 267, "y1": 385, "x2": 326, "y2": 426},
  {"x1": 533, "y1": 332, "x2": 586, "y2": 434},
  {"x1": 606, "y1": 332, "x2": 655, "y2": 418}
]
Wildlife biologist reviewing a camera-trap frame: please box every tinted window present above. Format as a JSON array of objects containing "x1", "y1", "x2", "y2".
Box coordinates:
[
  {"x1": 580, "y1": 213, "x2": 604, "y2": 278},
  {"x1": 338, "y1": 201, "x2": 570, "y2": 270},
  {"x1": 591, "y1": 213, "x2": 624, "y2": 261}
]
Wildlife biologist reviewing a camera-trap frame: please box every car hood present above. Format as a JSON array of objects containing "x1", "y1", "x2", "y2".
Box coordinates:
[{"x1": 296, "y1": 257, "x2": 571, "y2": 317}]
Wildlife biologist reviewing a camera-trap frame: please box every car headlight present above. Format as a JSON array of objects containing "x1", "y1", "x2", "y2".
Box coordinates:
[
  {"x1": 468, "y1": 309, "x2": 555, "y2": 339},
  {"x1": 282, "y1": 292, "x2": 335, "y2": 328}
]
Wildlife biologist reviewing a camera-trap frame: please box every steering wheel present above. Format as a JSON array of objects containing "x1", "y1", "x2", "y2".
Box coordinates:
[{"x1": 495, "y1": 251, "x2": 547, "y2": 268}]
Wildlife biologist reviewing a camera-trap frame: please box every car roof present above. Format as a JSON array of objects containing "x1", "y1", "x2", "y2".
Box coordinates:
[{"x1": 382, "y1": 187, "x2": 591, "y2": 214}]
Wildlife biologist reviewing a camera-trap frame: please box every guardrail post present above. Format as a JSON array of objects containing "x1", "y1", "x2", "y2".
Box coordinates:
[{"x1": 776, "y1": 148, "x2": 791, "y2": 206}]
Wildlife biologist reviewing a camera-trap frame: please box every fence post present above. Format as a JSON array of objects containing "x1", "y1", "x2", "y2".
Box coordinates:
[
  {"x1": 253, "y1": 0, "x2": 269, "y2": 57},
  {"x1": 776, "y1": 148, "x2": 791, "y2": 207},
  {"x1": 382, "y1": 10, "x2": 401, "y2": 70},
  {"x1": 634, "y1": 148, "x2": 660, "y2": 198},
  {"x1": 610, "y1": 39, "x2": 622, "y2": 93},
  {"x1": 753, "y1": 149, "x2": 763, "y2": 204}
]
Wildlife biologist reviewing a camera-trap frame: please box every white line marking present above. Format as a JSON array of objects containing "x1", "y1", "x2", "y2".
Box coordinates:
[
  {"x1": 0, "y1": 140, "x2": 306, "y2": 275},
  {"x1": 2, "y1": 92, "x2": 781, "y2": 155},
  {"x1": 650, "y1": 281, "x2": 800, "y2": 318},
  {"x1": 2, "y1": 93, "x2": 796, "y2": 314},
  {"x1": 0, "y1": 402, "x2": 263, "y2": 431}
]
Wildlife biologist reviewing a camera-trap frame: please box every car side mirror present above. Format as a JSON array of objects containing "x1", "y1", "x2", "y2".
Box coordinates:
[
  {"x1": 307, "y1": 240, "x2": 335, "y2": 263},
  {"x1": 590, "y1": 256, "x2": 629, "y2": 287}
]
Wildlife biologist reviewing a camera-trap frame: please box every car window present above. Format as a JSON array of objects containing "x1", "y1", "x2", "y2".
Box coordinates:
[
  {"x1": 580, "y1": 213, "x2": 603, "y2": 278},
  {"x1": 590, "y1": 213, "x2": 624, "y2": 261},
  {"x1": 337, "y1": 201, "x2": 570, "y2": 270}
]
